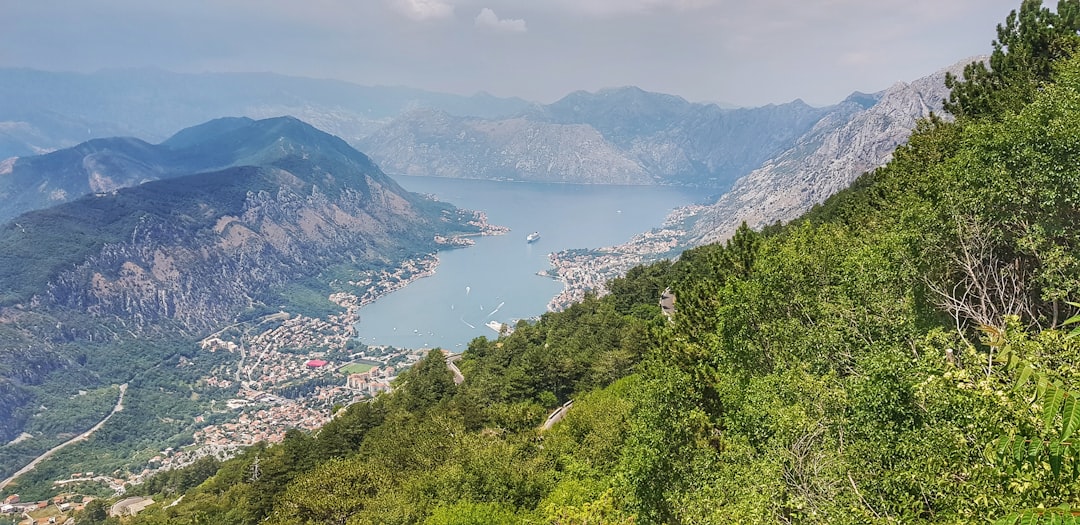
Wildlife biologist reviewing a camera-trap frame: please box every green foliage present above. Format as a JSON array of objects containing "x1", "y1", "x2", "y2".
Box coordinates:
[
  {"x1": 945, "y1": 0, "x2": 1080, "y2": 120},
  {"x1": 423, "y1": 501, "x2": 530, "y2": 525},
  {"x1": 394, "y1": 349, "x2": 457, "y2": 412},
  {"x1": 109, "y1": 5, "x2": 1080, "y2": 523},
  {"x1": 74, "y1": 499, "x2": 110, "y2": 525}
]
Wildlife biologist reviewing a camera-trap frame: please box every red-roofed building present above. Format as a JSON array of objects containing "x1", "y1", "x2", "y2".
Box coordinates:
[{"x1": 306, "y1": 359, "x2": 328, "y2": 368}]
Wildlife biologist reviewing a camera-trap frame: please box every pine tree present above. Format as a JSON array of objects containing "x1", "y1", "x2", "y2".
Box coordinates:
[{"x1": 945, "y1": 0, "x2": 1080, "y2": 119}]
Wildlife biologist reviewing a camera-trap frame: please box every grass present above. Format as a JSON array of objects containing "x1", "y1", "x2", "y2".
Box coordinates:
[{"x1": 338, "y1": 362, "x2": 375, "y2": 375}]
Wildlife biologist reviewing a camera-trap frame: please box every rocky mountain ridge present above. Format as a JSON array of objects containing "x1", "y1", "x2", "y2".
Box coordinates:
[
  {"x1": 541, "y1": 58, "x2": 974, "y2": 307},
  {"x1": 357, "y1": 109, "x2": 655, "y2": 184},
  {"x1": 683, "y1": 59, "x2": 970, "y2": 245},
  {"x1": 0, "y1": 115, "x2": 403, "y2": 222},
  {"x1": 0, "y1": 117, "x2": 479, "y2": 324}
]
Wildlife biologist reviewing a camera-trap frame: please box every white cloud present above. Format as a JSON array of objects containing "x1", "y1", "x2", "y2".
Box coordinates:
[
  {"x1": 475, "y1": 8, "x2": 527, "y2": 33},
  {"x1": 543, "y1": 0, "x2": 718, "y2": 17},
  {"x1": 391, "y1": 0, "x2": 454, "y2": 21}
]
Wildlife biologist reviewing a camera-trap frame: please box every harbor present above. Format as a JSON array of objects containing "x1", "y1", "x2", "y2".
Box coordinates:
[{"x1": 352, "y1": 175, "x2": 701, "y2": 351}]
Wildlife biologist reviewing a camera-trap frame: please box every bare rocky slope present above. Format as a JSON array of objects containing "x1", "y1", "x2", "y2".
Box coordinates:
[
  {"x1": 541, "y1": 59, "x2": 977, "y2": 308},
  {"x1": 0, "y1": 116, "x2": 480, "y2": 327},
  {"x1": 357, "y1": 109, "x2": 655, "y2": 184},
  {"x1": 683, "y1": 59, "x2": 971, "y2": 245}
]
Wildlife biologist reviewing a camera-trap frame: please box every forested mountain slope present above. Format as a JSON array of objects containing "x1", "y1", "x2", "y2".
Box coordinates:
[
  {"x1": 0, "y1": 115, "x2": 427, "y2": 222},
  {"x1": 97, "y1": 2, "x2": 1080, "y2": 524},
  {"x1": 0, "y1": 117, "x2": 484, "y2": 474}
]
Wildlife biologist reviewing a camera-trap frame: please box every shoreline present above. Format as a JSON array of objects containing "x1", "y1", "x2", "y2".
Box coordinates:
[
  {"x1": 544, "y1": 204, "x2": 704, "y2": 311},
  {"x1": 144, "y1": 220, "x2": 509, "y2": 485}
]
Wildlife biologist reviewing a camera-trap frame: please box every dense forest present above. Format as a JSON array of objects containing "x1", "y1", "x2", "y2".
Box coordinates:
[{"x1": 72, "y1": 1, "x2": 1080, "y2": 523}]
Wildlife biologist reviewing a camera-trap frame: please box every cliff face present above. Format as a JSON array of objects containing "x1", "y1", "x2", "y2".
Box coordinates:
[
  {"x1": 684, "y1": 60, "x2": 969, "y2": 245},
  {"x1": 35, "y1": 166, "x2": 438, "y2": 331}
]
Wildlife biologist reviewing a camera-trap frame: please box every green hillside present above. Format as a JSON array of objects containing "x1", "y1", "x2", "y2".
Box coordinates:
[{"x1": 91, "y1": 1, "x2": 1080, "y2": 524}]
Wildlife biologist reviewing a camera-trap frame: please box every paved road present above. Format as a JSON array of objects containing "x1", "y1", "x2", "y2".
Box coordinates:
[
  {"x1": 660, "y1": 287, "x2": 675, "y2": 319},
  {"x1": 0, "y1": 383, "x2": 128, "y2": 492},
  {"x1": 446, "y1": 354, "x2": 465, "y2": 385},
  {"x1": 540, "y1": 400, "x2": 573, "y2": 431}
]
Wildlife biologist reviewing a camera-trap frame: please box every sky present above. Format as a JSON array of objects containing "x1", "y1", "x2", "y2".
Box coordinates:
[{"x1": 1, "y1": 0, "x2": 1024, "y2": 107}]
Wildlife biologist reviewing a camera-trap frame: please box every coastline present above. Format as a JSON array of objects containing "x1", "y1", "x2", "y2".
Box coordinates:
[
  {"x1": 544, "y1": 204, "x2": 705, "y2": 311},
  {"x1": 136, "y1": 216, "x2": 510, "y2": 486}
]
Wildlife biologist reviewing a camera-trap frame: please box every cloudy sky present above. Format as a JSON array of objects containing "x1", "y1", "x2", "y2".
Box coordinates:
[{"x1": 1, "y1": 0, "x2": 1022, "y2": 107}]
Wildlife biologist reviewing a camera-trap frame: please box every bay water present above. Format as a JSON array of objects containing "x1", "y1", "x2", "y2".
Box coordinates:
[{"x1": 354, "y1": 176, "x2": 703, "y2": 351}]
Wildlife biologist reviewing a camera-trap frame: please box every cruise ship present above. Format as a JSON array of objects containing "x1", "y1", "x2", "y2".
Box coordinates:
[{"x1": 526, "y1": 231, "x2": 540, "y2": 243}]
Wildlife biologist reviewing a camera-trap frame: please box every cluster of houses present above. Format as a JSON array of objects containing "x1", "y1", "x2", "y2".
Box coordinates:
[
  {"x1": 1, "y1": 493, "x2": 86, "y2": 523},
  {"x1": 345, "y1": 365, "x2": 395, "y2": 395}
]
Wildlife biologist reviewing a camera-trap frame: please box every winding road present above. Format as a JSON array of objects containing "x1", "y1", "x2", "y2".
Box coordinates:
[
  {"x1": 541, "y1": 400, "x2": 573, "y2": 431},
  {"x1": 446, "y1": 354, "x2": 465, "y2": 385},
  {"x1": 0, "y1": 383, "x2": 127, "y2": 492}
]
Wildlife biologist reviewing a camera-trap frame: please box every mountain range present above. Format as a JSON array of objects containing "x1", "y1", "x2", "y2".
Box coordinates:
[
  {"x1": 0, "y1": 115, "x2": 433, "y2": 223},
  {"x1": 0, "y1": 58, "x2": 970, "y2": 487},
  {"x1": 0, "y1": 68, "x2": 531, "y2": 159},
  {"x1": 356, "y1": 63, "x2": 967, "y2": 201},
  {"x1": 359, "y1": 88, "x2": 831, "y2": 188}
]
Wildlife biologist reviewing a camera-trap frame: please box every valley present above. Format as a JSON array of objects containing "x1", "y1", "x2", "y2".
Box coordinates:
[
  {"x1": 0, "y1": 61, "x2": 962, "y2": 505},
  {"x1": 1, "y1": 2, "x2": 1068, "y2": 521}
]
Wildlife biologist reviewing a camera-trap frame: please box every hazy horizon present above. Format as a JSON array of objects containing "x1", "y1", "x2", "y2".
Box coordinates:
[{"x1": 2, "y1": 1, "x2": 1022, "y2": 107}]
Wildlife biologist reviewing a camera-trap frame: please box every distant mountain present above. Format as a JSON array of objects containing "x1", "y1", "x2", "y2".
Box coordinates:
[
  {"x1": 0, "y1": 68, "x2": 532, "y2": 159},
  {"x1": 534, "y1": 87, "x2": 698, "y2": 141},
  {"x1": 0, "y1": 115, "x2": 434, "y2": 222},
  {"x1": 540, "y1": 60, "x2": 967, "y2": 310},
  {"x1": 357, "y1": 109, "x2": 655, "y2": 184},
  {"x1": 361, "y1": 87, "x2": 830, "y2": 188},
  {"x1": 683, "y1": 60, "x2": 968, "y2": 245}
]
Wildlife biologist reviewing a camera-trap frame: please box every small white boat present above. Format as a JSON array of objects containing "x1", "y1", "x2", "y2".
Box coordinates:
[{"x1": 526, "y1": 231, "x2": 540, "y2": 243}]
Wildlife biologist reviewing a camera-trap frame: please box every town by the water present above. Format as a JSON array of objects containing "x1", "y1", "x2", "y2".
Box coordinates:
[{"x1": 0, "y1": 206, "x2": 693, "y2": 523}]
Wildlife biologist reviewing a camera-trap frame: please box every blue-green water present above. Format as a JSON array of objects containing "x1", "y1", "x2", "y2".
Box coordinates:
[{"x1": 354, "y1": 176, "x2": 703, "y2": 351}]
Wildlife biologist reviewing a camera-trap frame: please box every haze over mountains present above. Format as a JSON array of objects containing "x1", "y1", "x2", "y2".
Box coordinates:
[
  {"x1": 0, "y1": 68, "x2": 531, "y2": 159},
  {"x1": 360, "y1": 89, "x2": 830, "y2": 187},
  {"x1": 2, "y1": 62, "x2": 965, "y2": 241}
]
